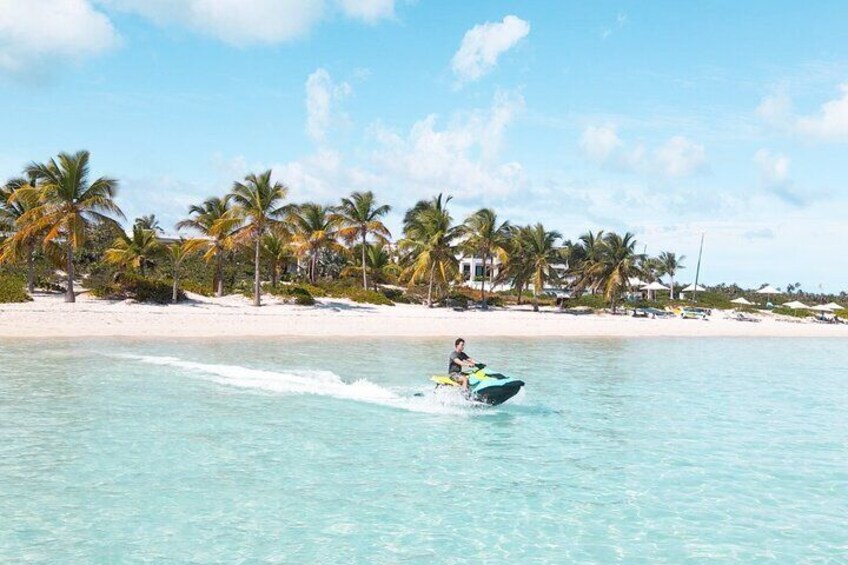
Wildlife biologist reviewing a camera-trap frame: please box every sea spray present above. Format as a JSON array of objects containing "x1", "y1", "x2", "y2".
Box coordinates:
[{"x1": 112, "y1": 353, "x2": 486, "y2": 416}]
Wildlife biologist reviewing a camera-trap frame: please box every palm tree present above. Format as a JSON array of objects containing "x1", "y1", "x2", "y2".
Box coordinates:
[
  {"x1": 460, "y1": 208, "x2": 510, "y2": 308},
  {"x1": 176, "y1": 195, "x2": 235, "y2": 297},
  {"x1": 496, "y1": 225, "x2": 535, "y2": 305},
  {"x1": 516, "y1": 223, "x2": 562, "y2": 311},
  {"x1": 0, "y1": 175, "x2": 44, "y2": 293},
  {"x1": 103, "y1": 224, "x2": 161, "y2": 276},
  {"x1": 134, "y1": 214, "x2": 163, "y2": 233},
  {"x1": 334, "y1": 191, "x2": 392, "y2": 290},
  {"x1": 230, "y1": 170, "x2": 290, "y2": 306},
  {"x1": 261, "y1": 230, "x2": 291, "y2": 288},
  {"x1": 165, "y1": 238, "x2": 200, "y2": 303},
  {"x1": 288, "y1": 203, "x2": 343, "y2": 283},
  {"x1": 599, "y1": 232, "x2": 643, "y2": 312},
  {"x1": 11, "y1": 151, "x2": 123, "y2": 302},
  {"x1": 400, "y1": 194, "x2": 460, "y2": 307},
  {"x1": 570, "y1": 230, "x2": 605, "y2": 294},
  {"x1": 341, "y1": 243, "x2": 399, "y2": 288},
  {"x1": 658, "y1": 251, "x2": 685, "y2": 300}
]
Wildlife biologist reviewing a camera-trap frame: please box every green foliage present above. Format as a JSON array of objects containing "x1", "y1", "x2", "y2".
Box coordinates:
[
  {"x1": 265, "y1": 284, "x2": 316, "y2": 306},
  {"x1": 179, "y1": 279, "x2": 214, "y2": 297},
  {"x1": 446, "y1": 286, "x2": 504, "y2": 307},
  {"x1": 685, "y1": 291, "x2": 734, "y2": 309},
  {"x1": 344, "y1": 287, "x2": 394, "y2": 306},
  {"x1": 564, "y1": 294, "x2": 608, "y2": 309},
  {"x1": 0, "y1": 273, "x2": 31, "y2": 303},
  {"x1": 772, "y1": 306, "x2": 812, "y2": 319},
  {"x1": 88, "y1": 273, "x2": 183, "y2": 304}
]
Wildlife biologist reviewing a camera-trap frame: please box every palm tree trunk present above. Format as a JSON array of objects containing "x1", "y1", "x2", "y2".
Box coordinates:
[
  {"x1": 215, "y1": 249, "x2": 224, "y2": 297},
  {"x1": 26, "y1": 244, "x2": 35, "y2": 294},
  {"x1": 65, "y1": 243, "x2": 75, "y2": 303},
  {"x1": 172, "y1": 267, "x2": 180, "y2": 304},
  {"x1": 427, "y1": 263, "x2": 435, "y2": 307},
  {"x1": 669, "y1": 275, "x2": 675, "y2": 300},
  {"x1": 532, "y1": 286, "x2": 539, "y2": 312},
  {"x1": 361, "y1": 232, "x2": 368, "y2": 290},
  {"x1": 253, "y1": 236, "x2": 261, "y2": 307},
  {"x1": 271, "y1": 261, "x2": 278, "y2": 288},
  {"x1": 310, "y1": 252, "x2": 317, "y2": 283},
  {"x1": 480, "y1": 254, "x2": 488, "y2": 310}
]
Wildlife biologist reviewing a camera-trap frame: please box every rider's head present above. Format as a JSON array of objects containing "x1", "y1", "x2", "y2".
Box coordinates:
[{"x1": 455, "y1": 338, "x2": 465, "y2": 352}]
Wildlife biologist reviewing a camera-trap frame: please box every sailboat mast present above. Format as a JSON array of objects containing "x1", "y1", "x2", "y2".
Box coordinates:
[{"x1": 693, "y1": 233, "x2": 705, "y2": 302}]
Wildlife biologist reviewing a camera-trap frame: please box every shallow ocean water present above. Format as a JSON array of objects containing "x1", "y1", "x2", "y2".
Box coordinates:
[{"x1": 1, "y1": 337, "x2": 846, "y2": 563}]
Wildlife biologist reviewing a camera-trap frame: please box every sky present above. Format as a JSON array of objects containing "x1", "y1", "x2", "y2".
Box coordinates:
[{"x1": 1, "y1": 0, "x2": 848, "y2": 291}]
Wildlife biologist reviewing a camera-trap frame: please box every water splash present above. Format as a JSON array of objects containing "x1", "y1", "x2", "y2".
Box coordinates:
[{"x1": 113, "y1": 354, "x2": 485, "y2": 416}]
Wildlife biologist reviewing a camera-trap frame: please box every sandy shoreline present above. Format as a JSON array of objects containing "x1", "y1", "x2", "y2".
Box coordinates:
[{"x1": 0, "y1": 292, "x2": 845, "y2": 339}]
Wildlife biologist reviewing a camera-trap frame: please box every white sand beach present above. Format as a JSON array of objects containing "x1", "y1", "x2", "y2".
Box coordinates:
[{"x1": 0, "y1": 292, "x2": 845, "y2": 339}]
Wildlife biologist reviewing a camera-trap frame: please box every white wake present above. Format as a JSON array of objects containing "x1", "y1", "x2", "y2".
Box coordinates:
[{"x1": 114, "y1": 354, "x2": 481, "y2": 416}]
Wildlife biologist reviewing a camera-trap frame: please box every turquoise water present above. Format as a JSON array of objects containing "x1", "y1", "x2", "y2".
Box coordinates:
[{"x1": 1, "y1": 338, "x2": 846, "y2": 563}]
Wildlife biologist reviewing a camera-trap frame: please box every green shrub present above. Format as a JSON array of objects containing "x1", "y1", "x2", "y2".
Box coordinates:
[
  {"x1": 565, "y1": 294, "x2": 608, "y2": 309},
  {"x1": 683, "y1": 291, "x2": 733, "y2": 310},
  {"x1": 88, "y1": 273, "x2": 182, "y2": 304},
  {"x1": 0, "y1": 274, "x2": 31, "y2": 303},
  {"x1": 180, "y1": 279, "x2": 214, "y2": 297},
  {"x1": 265, "y1": 284, "x2": 316, "y2": 305},
  {"x1": 772, "y1": 306, "x2": 812, "y2": 319},
  {"x1": 343, "y1": 287, "x2": 394, "y2": 306}
]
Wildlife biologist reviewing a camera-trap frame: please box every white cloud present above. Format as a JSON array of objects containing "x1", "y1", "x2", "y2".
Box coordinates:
[
  {"x1": 654, "y1": 136, "x2": 707, "y2": 177},
  {"x1": 305, "y1": 68, "x2": 352, "y2": 143},
  {"x1": 337, "y1": 0, "x2": 394, "y2": 23},
  {"x1": 451, "y1": 15, "x2": 530, "y2": 84},
  {"x1": 756, "y1": 90, "x2": 791, "y2": 125},
  {"x1": 757, "y1": 84, "x2": 848, "y2": 141},
  {"x1": 580, "y1": 125, "x2": 622, "y2": 162},
  {"x1": 580, "y1": 126, "x2": 707, "y2": 178},
  {"x1": 0, "y1": 0, "x2": 118, "y2": 74},
  {"x1": 754, "y1": 149, "x2": 790, "y2": 186},
  {"x1": 99, "y1": 0, "x2": 327, "y2": 45},
  {"x1": 796, "y1": 83, "x2": 848, "y2": 140},
  {"x1": 368, "y1": 91, "x2": 526, "y2": 197}
]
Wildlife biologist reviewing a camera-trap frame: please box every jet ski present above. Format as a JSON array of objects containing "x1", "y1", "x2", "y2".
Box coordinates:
[{"x1": 430, "y1": 364, "x2": 524, "y2": 406}]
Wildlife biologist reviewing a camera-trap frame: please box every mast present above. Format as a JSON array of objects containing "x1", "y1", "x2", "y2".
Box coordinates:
[{"x1": 693, "y1": 233, "x2": 704, "y2": 302}]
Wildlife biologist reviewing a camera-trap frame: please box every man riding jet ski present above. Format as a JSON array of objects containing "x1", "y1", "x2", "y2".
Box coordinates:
[{"x1": 430, "y1": 338, "x2": 525, "y2": 406}]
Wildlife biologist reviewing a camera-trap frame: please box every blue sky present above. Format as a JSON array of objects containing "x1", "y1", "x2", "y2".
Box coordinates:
[{"x1": 2, "y1": 0, "x2": 848, "y2": 291}]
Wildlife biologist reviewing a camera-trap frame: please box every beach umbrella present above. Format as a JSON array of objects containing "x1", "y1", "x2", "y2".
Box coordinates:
[
  {"x1": 682, "y1": 283, "x2": 706, "y2": 292},
  {"x1": 628, "y1": 277, "x2": 646, "y2": 288},
  {"x1": 756, "y1": 285, "x2": 781, "y2": 295},
  {"x1": 810, "y1": 304, "x2": 834, "y2": 312},
  {"x1": 822, "y1": 302, "x2": 844, "y2": 311},
  {"x1": 730, "y1": 297, "x2": 753, "y2": 306},
  {"x1": 782, "y1": 300, "x2": 810, "y2": 309},
  {"x1": 641, "y1": 281, "x2": 669, "y2": 301}
]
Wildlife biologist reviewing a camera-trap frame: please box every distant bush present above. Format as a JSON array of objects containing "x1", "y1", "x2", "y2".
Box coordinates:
[
  {"x1": 0, "y1": 274, "x2": 31, "y2": 303},
  {"x1": 682, "y1": 291, "x2": 734, "y2": 310},
  {"x1": 564, "y1": 294, "x2": 608, "y2": 309},
  {"x1": 344, "y1": 287, "x2": 394, "y2": 306},
  {"x1": 89, "y1": 274, "x2": 182, "y2": 304},
  {"x1": 180, "y1": 280, "x2": 214, "y2": 297},
  {"x1": 266, "y1": 284, "x2": 316, "y2": 306},
  {"x1": 772, "y1": 306, "x2": 812, "y2": 319}
]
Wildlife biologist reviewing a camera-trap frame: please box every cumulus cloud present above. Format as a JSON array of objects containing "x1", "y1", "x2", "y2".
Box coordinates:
[
  {"x1": 796, "y1": 83, "x2": 848, "y2": 140},
  {"x1": 337, "y1": 0, "x2": 394, "y2": 23},
  {"x1": 99, "y1": 0, "x2": 327, "y2": 45},
  {"x1": 97, "y1": 0, "x2": 396, "y2": 45},
  {"x1": 754, "y1": 149, "x2": 790, "y2": 186},
  {"x1": 654, "y1": 136, "x2": 707, "y2": 177},
  {"x1": 451, "y1": 15, "x2": 530, "y2": 84},
  {"x1": 757, "y1": 84, "x2": 848, "y2": 140},
  {"x1": 580, "y1": 125, "x2": 622, "y2": 162},
  {"x1": 305, "y1": 68, "x2": 352, "y2": 142},
  {"x1": 580, "y1": 125, "x2": 707, "y2": 178},
  {"x1": 368, "y1": 91, "x2": 526, "y2": 197},
  {"x1": 0, "y1": 0, "x2": 119, "y2": 75}
]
